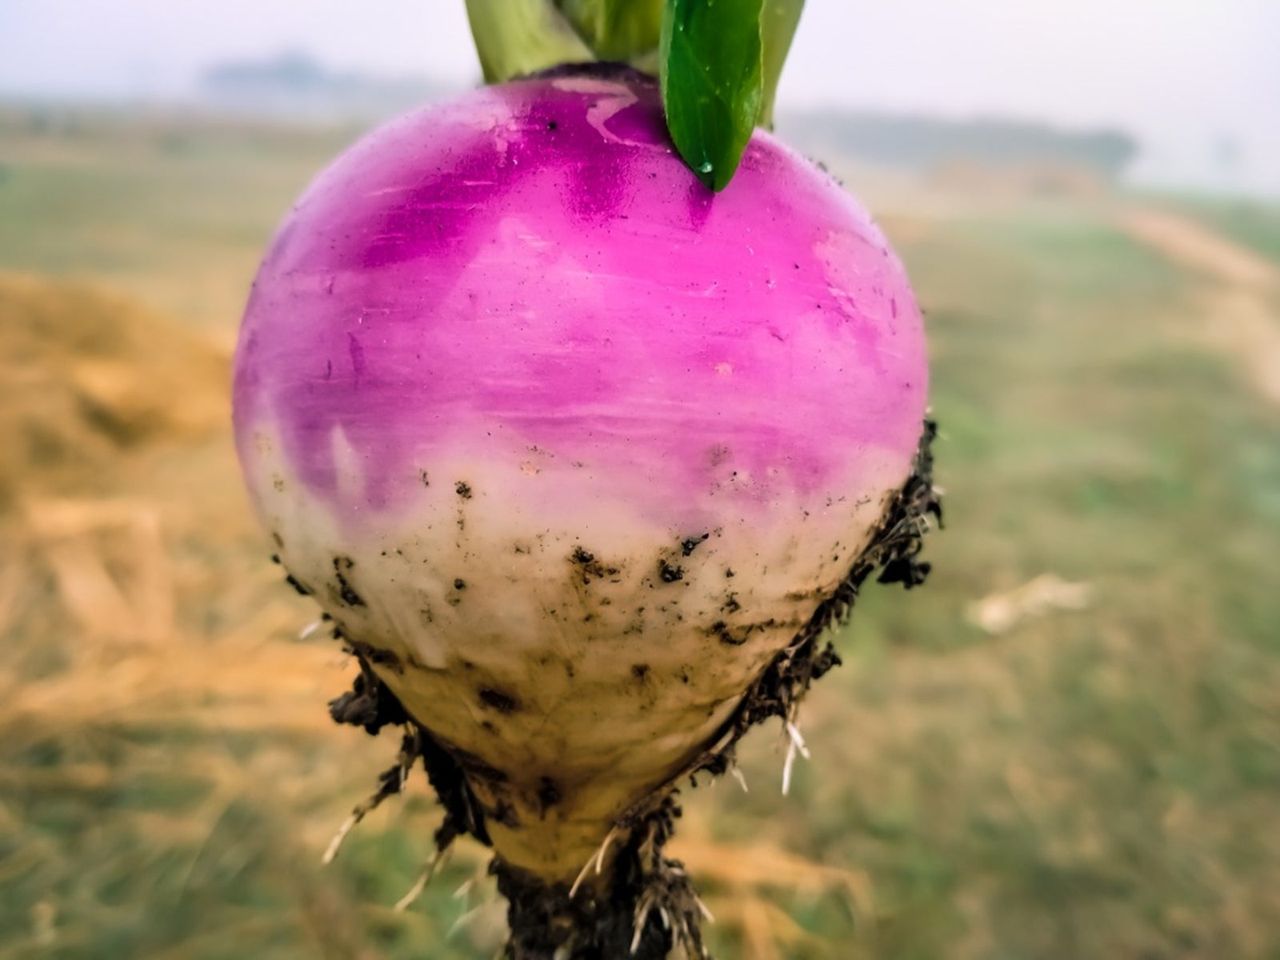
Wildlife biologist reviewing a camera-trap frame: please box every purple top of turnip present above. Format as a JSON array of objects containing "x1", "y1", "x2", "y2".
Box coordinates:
[{"x1": 234, "y1": 71, "x2": 926, "y2": 531}]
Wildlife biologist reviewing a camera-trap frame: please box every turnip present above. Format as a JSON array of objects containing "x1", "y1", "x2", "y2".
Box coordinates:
[{"x1": 233, "y1": 5, "x2": 937, "y2": 957}]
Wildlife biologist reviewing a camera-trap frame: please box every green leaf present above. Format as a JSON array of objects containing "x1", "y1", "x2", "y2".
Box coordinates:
[
  {"x1": 660, "y1": 0, "x2": 765, "y2": 192},
  {"x1": 759, "y1": 0, "x2": 804, "y2": 128},
  {"x1": 465, "y1": 0, "x2": 594, "y2": 83},
  {"x1": 555, "y1": 0, "x2": 664, "y2": 62}
]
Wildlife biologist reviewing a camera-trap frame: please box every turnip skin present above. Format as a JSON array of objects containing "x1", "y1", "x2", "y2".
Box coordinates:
[{"x1": 234, "y1": 71, "x2": 927, "y2": 882}]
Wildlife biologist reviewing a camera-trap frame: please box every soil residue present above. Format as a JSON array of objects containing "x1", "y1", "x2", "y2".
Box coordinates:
[
  {"x1": 657, "y1": 559, "x2": 684, "y2": 584},
  {"x1": 332, "y1": 556, "x2": 366, "y2": 607}
]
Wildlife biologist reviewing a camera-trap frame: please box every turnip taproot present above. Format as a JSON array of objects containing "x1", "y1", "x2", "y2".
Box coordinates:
[{"x1": 234, "y1": 63, "x2": 935, "y2": 959}]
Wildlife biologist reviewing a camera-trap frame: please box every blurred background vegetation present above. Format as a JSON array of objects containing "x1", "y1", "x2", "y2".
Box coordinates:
[{"x1": 2, "y1": 3, "x2": 1279, "y2": 959}]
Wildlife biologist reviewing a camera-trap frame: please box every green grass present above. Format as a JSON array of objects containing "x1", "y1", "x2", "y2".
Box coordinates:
[
  {"x1": 1, "y1": 111, "x2": 1278, "y2": 959},
  {"x1": 0, "y1": 108, "x2": 357, "y2": 327},
  {"x1": 1163, "y1": 193, "x2": 1280, "y2": 263}
]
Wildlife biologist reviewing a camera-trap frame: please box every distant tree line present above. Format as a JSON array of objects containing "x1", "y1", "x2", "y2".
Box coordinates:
[
  {"x1": 200, "y1": 52, "x2": 453, "y2": 120},
  {"x1": 783, "y1": 111, "x2": 1139, "y2": 180}
]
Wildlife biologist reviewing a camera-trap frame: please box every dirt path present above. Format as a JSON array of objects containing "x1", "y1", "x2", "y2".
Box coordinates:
[{"x1": 1119, "y1": 207, "x2": 1280, "y2": 405}]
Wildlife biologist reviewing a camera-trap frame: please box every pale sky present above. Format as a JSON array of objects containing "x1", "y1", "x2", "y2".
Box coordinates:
[{"x1": 2, "y1": 0, "x2": 1277, "y2": 195}]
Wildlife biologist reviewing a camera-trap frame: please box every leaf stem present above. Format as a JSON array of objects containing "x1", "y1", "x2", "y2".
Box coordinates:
[{"x1": 465, "y1": 0, "x2": 593, "y2": 83}]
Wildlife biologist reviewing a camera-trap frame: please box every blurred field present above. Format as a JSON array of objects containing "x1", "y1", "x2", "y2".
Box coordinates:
[{"x1": 2, "y1": 107, "x2": 1279, "y2": 960}]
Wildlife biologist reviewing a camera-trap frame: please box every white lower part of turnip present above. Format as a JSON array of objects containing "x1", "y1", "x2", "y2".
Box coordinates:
[
  {"x1": 245, "y1": 421, "x2": 911, "y2": 883},
  {"x1": 268, "y1": 422, "x2": 938, "y2": 958}
]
